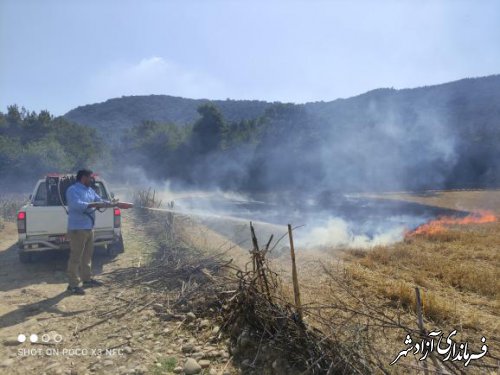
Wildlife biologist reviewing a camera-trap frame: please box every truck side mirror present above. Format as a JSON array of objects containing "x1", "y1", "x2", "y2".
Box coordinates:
[{"x1": 110, "y1": 192, "x2": 115, "y2": 199}]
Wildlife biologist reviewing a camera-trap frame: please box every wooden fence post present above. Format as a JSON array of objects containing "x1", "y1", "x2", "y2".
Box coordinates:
[
  {"x1": 288, "y1": 224, "x2": 302, "y2": 321},
  {"x1": 415, "y1": 287, "x2": 429, "y2": 375}
]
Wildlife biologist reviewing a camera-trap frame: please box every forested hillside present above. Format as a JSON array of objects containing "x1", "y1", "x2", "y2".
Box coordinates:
[
  {"x1": 65, "y1": 95, "x2": 274, "y2": 140},
  {"x1": 0, "y1": 105, "x2": 104, "y2": 190},
  {"x1": 114, "y1": 75, "x2": 500, "y2": 192},
  {"x1": 2, "y1": 75, "x2": 499, "y2": 193}
]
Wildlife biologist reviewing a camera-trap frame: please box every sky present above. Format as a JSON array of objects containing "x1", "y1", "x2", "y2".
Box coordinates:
[{"x1": 1, "y1": 0, "x2": 499, "y2": 115}]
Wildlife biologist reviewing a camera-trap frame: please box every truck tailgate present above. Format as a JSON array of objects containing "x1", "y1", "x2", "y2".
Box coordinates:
[
  {"x1": 26, "y1": 206, "x2": 67, "y2": 235},
  {"x1": 26, "y1": 206, "x2": 114, "y2": 235},
  {"x1": 94, "y1": 207, "x2": 114, "y2": 231}
]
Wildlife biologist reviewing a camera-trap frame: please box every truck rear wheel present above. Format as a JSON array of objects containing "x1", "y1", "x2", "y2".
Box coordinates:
[
  {"x1": 19, "y1": 252, "x2": 33, "y2": 263},
  {"x1": 106, "y1": 235, "x2": 124, "y2": 255}
]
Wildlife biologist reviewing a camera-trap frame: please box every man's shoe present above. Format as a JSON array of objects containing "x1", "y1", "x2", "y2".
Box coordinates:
[
  {"x1": 67, "y1": 285, "x2": 85, "y2": 295},
  {"x1": 82, "y1": 279, "x2": 104, "y2": 288}
]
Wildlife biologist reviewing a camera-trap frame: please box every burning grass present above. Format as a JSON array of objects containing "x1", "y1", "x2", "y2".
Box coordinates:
[
  {"x1": 229, "y1": 191, "x2": 495, "y2": 373},
  {"x1": 307, "y1": 192, "x2": 500, "y2": 372},
  {"x1": 405, "y1": 209, "x2": 497, "y2": 238}
]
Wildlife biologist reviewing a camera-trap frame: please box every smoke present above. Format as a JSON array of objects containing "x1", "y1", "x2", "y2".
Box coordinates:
[
  {"x1": 86, "y1": 78, "x2": 500, "y2": 249},
  {"x1": 119, "y1": 172, "x2": 443, "y2": 250},
  {"x1": 309, "y1": 96, "x2": 459, "y2": 193},
  {"x1": 169, "y1": 87, "x2": 464, "y2": 197},
  {"x1": 297, "y1": 217, "x2": 407, "y2": 249},
  {"x1": 105, "y1": 77, "x2": 500, "y2": 207}
]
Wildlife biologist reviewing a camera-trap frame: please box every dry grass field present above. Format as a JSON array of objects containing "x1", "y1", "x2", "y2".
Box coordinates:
[{"x1": 272, "y1": 190, "x2": 499, "y2": 373}]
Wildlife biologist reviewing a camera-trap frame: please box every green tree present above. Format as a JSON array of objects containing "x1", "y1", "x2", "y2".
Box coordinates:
[
  {"x1": 190, "y1": 104, "x2": 228, "y2": 153},
  {"x1": 6, "y1": 105, "x2": 21, "y2": 124},
  {"x1": 0, "y1": 106, "x2": 106, "y2": 188}
]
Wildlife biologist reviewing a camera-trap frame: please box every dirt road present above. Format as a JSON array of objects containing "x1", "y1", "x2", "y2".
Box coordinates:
[{"x1": 0, "y1": 212, "x2": 234, "y2": 375}]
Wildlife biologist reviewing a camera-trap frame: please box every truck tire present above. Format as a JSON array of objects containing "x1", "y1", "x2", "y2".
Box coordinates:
[
  {"x1": 115, "y1": 234, "x2": 125, "y2": 253},
  {"x1": 107, "y1": 235, "x2": 125, "y2": 255},
  {"x1": 19, "y1": 252, "x2": 33, "y2": 263}
]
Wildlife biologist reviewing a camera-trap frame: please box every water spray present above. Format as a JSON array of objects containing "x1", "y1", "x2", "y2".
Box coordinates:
[{"x1": 138, "y1": 205, "x2": 284, "y2": 230}]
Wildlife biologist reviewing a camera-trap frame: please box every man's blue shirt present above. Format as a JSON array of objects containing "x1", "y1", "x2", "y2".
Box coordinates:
[{"x1": 66, "y1": 182, "x2": 104, "y2": 230}]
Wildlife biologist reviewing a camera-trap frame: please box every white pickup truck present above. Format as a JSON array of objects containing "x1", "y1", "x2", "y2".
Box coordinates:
[{"x1": 16, "y1": 174, "x2": 124, "y2": 263}]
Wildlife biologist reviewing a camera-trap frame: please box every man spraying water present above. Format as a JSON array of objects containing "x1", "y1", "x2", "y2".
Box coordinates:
[{"x1": 66, "y1": 169, "x2": 112, "y2": 295}]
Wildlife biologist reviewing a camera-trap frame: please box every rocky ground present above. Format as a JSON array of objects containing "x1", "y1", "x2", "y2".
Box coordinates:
[{"x1": 0, "y1": 212, "x2": 237, "y2": 375}]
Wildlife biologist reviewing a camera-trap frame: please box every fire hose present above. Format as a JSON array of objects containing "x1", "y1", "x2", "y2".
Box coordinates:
[{"x1": 54, "y1": 175, "x2": 134, "y2": 215}]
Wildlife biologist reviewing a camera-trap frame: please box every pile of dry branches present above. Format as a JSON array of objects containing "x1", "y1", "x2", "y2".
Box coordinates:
[{"x1": 218, "y1": 223, "x2": 371, "y2": 375}]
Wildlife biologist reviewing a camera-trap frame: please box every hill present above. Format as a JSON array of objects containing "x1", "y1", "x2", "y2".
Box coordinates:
[
  {"x1": 64, "y1": 75, "x2": 500, "y2": 144},
  {"x1": 39, "y1": 74, "x2": 500, "y2": 191},
  {"x1": 64, "y1": 95, "x2": 274, "y2": 137},
  {"x1": 295, "y1": 75, "x2": 500, "y2": 190}
]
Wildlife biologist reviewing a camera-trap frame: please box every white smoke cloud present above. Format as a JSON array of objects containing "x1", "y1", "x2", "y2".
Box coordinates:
[
  {"x1": 87, "y1": 56, "x2": 227, "y2": 101},
  {"x1": 298, "y1": 217, "x2": 407, "y2": 249}
]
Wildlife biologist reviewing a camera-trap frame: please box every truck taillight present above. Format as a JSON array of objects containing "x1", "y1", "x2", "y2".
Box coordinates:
[
  {"x1": 17, "y1": 211, "x2": 26, "y2": 233},
  {"x1": 114, "y1": 208, "x2": 121, "y2": 228}
]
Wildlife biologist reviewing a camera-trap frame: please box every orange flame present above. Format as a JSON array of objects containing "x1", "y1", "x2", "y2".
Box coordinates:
[{"x1": 406, "y1": 210, "x2": 497, "y2": 237}]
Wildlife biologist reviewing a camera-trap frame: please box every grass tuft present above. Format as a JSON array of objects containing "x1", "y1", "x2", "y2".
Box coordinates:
[{"x1": 151, "y1": 357, "x2": 177, "y2": 375}]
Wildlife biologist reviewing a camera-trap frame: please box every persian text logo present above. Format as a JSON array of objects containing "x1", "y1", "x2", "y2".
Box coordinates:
[{"x1": 391, "y1": 330, "x2": 488, "y2": 367}]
